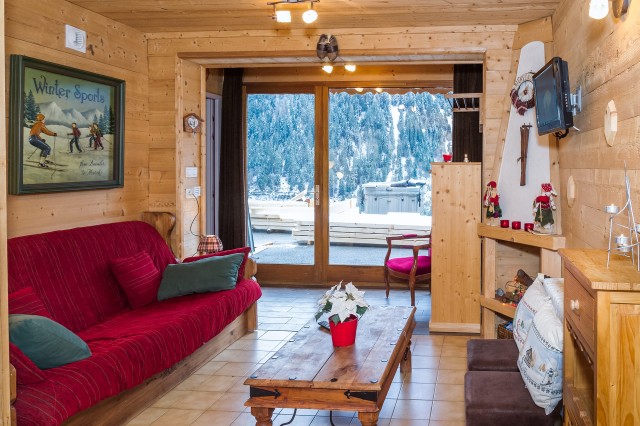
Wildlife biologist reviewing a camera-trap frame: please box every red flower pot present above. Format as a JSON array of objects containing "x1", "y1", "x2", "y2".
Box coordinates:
[{"x1": 329, "y1": 316, "x2": 358, "y2": 347}]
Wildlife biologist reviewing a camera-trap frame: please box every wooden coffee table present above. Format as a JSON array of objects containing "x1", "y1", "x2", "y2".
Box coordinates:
[{"x1": 244, "y1": 305, "x2": 416, "y2": 426}]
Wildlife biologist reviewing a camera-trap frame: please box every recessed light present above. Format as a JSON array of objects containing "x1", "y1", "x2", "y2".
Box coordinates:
[{"x1": 345, "y1": 64, "x2": 356, "y2": 72}]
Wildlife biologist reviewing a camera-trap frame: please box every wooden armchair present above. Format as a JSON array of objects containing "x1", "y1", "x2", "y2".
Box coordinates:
[{"x1": 383, "y1": 233, "x2": 432, "y2": 306}]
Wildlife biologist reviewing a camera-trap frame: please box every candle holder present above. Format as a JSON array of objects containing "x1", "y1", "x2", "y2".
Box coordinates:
[
  {"x1": 511, "y1": 221, "x2": 522, "y2": 230},
  {"x1": 524, "y1": 223, "x2": 534, "y2": 232},
  {"x1": 605, "y1": 163, "x2": 640, "y2": 270},
  {"x1": 500, "y1": 220, "x2": 509, "y2": 228}
]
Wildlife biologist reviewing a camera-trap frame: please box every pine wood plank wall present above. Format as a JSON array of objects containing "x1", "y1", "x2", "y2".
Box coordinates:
[
  {"x1": 147, "y1": 25, "x2": 520, "y2": 257},
  {"x1": 4, "y1": 0, "x2": 150, "y2": 238},
  {"x1": 552, "y1": 0, "x2": 640, "y2": 248}
]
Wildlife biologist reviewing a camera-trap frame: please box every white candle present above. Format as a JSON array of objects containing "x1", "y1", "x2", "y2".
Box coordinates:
[
  {"x1": 616, "y1": 234, "x2": 631, "y2": 252},
  {"x1": 605, "y1": 204, "x2": 620, "y2": 214}
]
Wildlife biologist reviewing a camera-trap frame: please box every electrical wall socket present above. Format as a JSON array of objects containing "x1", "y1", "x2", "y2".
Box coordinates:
[
  {"x1": 185, "y1": 167, "x2": 198, "y2": 178},
  {"x1": 185, "y1": 187, "x2": 201, "y2": 198}
]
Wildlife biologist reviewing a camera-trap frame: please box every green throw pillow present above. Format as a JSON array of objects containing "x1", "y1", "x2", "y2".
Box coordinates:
[
  {"x1": 9, "y1": 314, "x2": 91, "y2": 369},
  {"x1": 158, "y1": 252, "x2": 244, "y2": 300}
]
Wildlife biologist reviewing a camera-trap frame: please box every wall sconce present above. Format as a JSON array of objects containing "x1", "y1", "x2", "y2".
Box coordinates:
[
  {"x1": 589, "y1": 0, "x2": 609, "y2": 19},
  {"x1": 269, "y1": 0, "x2": 319, "y2": 24},
  {"x1": 589, "y1": 0, "x2": 632, "y2": 19}
]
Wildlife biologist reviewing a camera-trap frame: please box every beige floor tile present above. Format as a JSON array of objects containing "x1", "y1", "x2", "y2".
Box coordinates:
[
  {"x1": 177, "y1": 391, "x2": 225, "y2": 410},
  {"x1": 310, "y1": 415, "x2": 353, "y2": 425},
  {"x1": 403, "y1": 368, "x2": 438, "y2": 384},
  {"x1": 195, "y1": 375, "x2": 241, "y2": 392},
  {"x1": 226, "y1": 378, "x2": 251, "y2": 394},
  {"x1": 194, "y1": 361, "x2": 227, "y2": 376},
  {"x1": 213, "y1": 349, "x2": 271, "y2": 363},
  {"x1": 412, "y1": 344, "x2": 442, "y2": 357},
  {"x1": 429, "y1": 401, "x2": 466, "y2": 421},
  {"x1": 442, "y1": 335, "x2": 476, "y2": 347},
  {"x1": 428, "y1": 420, "x2": 465, "y2": 426},
  {"x1": 389, "y1": 419, "x2": 430, "y2": 426},
  {"x1": 150, "y1": 408, "x2": 204, "y2": 426},
  {"x1": 391, "y1": 399, "x2": 432, "y2": 420},
  {"x1": 152, "y1": 390, "x2": 192, "y2": 408},
  {"x1": 351, "y1": 417, "x2": 391, "y2": 426},
  {"x1": 126, "y1": 408, "x2": 167, "y2": 426},
  {"x1": 230, "y1": 412, "x2": 262, "y2": 425},
  {"x1": 387, "y1": 382, "x2": 402, "y2": 399},
  {"x1": 227, "y1": 338, "x2": 282, "y2": 351},
  {"x1": 238, "y1": 330, "x2": 265, "y2": 340},
  {"x1": 259, "y1": 316, "x2": 292, "y2": 324},
  {"x1": 434, "y1": 384, "x2": 464, "y2": 402},
  {"x1": 282, "y1": 408, "x2": 319, "y2": 416},
  {"x1": 273, "y1": 414, "x2": 315, "y2": 425},
  {"x1": 398, "y1": 383, "x2": 435, "y2": 400},
  {"x1": 413, "y1": 335, "x2": 444, "y2": 346},
  {"x1": 440, "y1": 345, "x2": 467, "y2": 358},
  {"x1": 191, "y1": 411, "x2": 241, "y2": 426},
  {"x1": 175, "y1": 375, "x2": 209, "y2": 391},
  {"x1": 436, "y1": 369, "x2": 466, "y2": 385},
  {"x1": 214, "y1": 362, "x2": 258, "y2": 377},
  {"x1": 437, "y1": 357, "x2": 467, "y2": 370},
  {"x1": 411, "y1": 355, "x2": 440, "y2": 369},
  {"x1": 379, "y1": 399, "x2": 397, "y2": 419},
  {"x1": 259, "y1": 330, "x2": 295, "y2": 340},
  {"x1": 208, "y1": 391, "x2": 250, "y2": 412}
]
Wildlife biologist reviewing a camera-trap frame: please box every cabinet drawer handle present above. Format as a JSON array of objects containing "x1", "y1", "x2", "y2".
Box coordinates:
[{"x1": 570, "y1": 299, "x2": 581, "y2": 312}]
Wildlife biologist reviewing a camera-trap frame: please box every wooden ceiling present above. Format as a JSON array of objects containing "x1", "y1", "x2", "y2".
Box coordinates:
[{"x1": 66, "y1": 0, "x2": 562, "y2": 33}]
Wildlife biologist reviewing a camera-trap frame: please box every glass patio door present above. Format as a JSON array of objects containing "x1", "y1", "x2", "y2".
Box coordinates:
[{"x1": 246, "y1": 88, "x2": 322, "y2": 282}]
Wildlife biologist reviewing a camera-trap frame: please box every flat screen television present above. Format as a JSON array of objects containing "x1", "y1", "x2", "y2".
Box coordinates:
[{"x1": 532, "y1": 57, "x2": 573, "y2": 137}]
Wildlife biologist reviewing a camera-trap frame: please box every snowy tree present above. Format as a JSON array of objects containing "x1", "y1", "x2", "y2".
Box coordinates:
[{"x1": 23, "y1": 90, "x2": 40, "y2": 126}]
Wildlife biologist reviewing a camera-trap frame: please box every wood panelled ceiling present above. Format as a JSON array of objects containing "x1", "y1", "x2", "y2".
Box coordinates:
[{"x1": 65, "y1": 0, "x2": 561, "y2": 33}]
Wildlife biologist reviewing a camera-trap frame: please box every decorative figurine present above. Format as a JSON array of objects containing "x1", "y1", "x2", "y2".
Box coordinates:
[
  {"x1": 483, "y1": 181, "x2": 502, "y2": 225},
  {"x1": 532, "y1": 183, "x2": 558, "y2": 233}
]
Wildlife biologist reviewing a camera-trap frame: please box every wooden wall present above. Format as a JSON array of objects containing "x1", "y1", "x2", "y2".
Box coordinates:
[
  {"x1": 552, "y1": 0, "x2": 640, "y2": 248},
  {"x1": 4, "y1": 0, "x2": 150, "y2": 238}
]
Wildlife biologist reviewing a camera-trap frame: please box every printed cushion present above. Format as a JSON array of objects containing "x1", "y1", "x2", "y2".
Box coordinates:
[
  {"x1": 8, "y1": 287, "x2": 52, "y2": 319},
  {"x1": 111, "y1": 251, "x2": 162, "y2": 309},
  {"x1": 517, "y1": 301, "x2": 563, "y2": 414},
  {"x1": 9, "y1": 343, "x2": 47, "y2": 385},
  {"x1": 158, "y1": 253, "x2": 245, "y2": 300},
  {"x1": 386, "y1": 255, "x2": 431, "y2": 275},
  {"x1": 513, "y1": 276, "x2": 550, "y2": 352},
  {"x1": 183, "y1": 246, "x2": 251, "y2": 281},
  {"x1": 9, "y1": 314, "x2": 92, "y2": 370},
  {"x1": 543, "y1": 277, "x2": 564, "y2": 320}
]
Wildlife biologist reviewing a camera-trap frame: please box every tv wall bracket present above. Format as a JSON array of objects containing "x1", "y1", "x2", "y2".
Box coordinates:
[{"x1": 570, "y1": 85, "x2": 582, "y2": 116}]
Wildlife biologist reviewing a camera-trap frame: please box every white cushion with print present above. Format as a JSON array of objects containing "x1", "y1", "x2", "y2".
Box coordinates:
[
  {"x1": 517, "y1": 301, "x2": 563, "y2": 414},
  {"x1": 512, "y1": 275, "x2": 550, "y2": 351},
  {"x1": 543, "y1": 277, "x2": 564, "y2": 320}
]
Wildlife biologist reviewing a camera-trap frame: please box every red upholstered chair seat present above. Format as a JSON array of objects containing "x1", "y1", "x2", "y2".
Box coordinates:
[
  {"x1": 386, "y1": 255, "x2": 431, "y2": 275},
  {"x1": 383, "y1": 233, "x2": 432, "y2": 306}
]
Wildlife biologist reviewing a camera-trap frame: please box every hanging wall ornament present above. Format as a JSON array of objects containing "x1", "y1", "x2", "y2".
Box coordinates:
[{"x1": 510, "y1": 72, "x2": 535, "y2": 115}]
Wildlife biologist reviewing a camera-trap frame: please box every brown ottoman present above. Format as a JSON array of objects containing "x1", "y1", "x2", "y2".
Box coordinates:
[
  {"x1": 465, "y1": 371, "x2": 560, "y2": 426},
  {"x1": 466, "y1": 339, "x2": 519, "y2": 372}
]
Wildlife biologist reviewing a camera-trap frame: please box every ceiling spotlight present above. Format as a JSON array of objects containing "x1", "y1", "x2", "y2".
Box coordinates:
[
  {"x1": 322, "y1": 65, "x2": 334, "y2": 74},
  {"x1": 375, "y1": 88, "x2": 383, "y2": 93},
  {"x1": 345, "y1": 64, "x2": 356, "y2": 72},
  {"x1": 355, "y1": 87, "x2": 364, "y2": 93},
  {"x1": 589, "y1": 0, "x2": 609, "y2": 19},
  {"x1": 302, "y1": 3, "x2": 318, "y2": 23},
  {"x1": 274, "y1": 8, "x2": 291, "y2": 22}
]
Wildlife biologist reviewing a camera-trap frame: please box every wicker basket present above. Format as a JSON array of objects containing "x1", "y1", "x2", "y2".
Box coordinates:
[{"x1": 497, "y1": 323, "x2": 514, "y2": 339}]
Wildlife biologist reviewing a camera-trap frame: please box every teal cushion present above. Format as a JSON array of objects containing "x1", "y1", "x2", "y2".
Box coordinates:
[
  {"x1": 158, "y1": 252, "x2": 244, "y2": 300},
  {"x1": 9, "y1": 314, "x2": 91, "y2": 369}
]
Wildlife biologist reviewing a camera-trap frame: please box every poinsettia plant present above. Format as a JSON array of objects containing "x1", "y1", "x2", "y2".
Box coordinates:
[{"x1": 315, "y1": 282, "x2": 369, "y2": 325}]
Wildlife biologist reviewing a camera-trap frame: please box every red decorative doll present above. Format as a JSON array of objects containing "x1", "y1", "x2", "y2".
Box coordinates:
[
  {"x1": 483, "y1": 181, "x2": 502, "y2": 225},
  {"x1": 533, "y1": 183, "x2": 557, "y2": 232}
]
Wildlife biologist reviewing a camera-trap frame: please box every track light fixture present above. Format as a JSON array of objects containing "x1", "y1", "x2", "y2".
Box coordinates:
[
  {"x1": 589, "y1": 0, "x2": 609, "y2": 18},
  {"x1": 268, "y1": 0, "x2": 319, "y2": 24}
]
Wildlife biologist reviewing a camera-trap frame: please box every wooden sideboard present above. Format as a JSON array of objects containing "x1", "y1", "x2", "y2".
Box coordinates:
[
  {"x1": 430, "y1": 162, "x2": 481, "y2": 333},
  {"x1": 560, "y1": 249, "x2": 640, "y2": 425}
]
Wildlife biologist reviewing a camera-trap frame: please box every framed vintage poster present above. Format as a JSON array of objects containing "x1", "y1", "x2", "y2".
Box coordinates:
[{"x1": 9, "y1": 55, "x2": 125, "y2": 194}]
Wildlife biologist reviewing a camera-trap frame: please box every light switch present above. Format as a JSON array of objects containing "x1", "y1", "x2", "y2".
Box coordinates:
[{"x1": 186, "y1": 167, "x2": 198, "y2": 178}]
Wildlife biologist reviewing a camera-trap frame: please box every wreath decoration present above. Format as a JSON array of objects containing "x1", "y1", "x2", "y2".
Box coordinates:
[{"x1": 510, "y1": 72, "x2": 535, "y2": 116}]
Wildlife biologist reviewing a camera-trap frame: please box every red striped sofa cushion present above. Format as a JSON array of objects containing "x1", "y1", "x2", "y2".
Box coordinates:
[
  {"x1": 110, "y1": 251, "x2": 162, "y2": 308},
  {"x1": 8, "y1": 287, "x2": 52, "y2": 319}
]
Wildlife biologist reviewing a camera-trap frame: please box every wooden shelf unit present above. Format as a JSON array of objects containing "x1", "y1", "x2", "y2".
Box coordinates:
[
  {"x1": 430, "y1": 163, "x2": 482, "y2": 334},
  {"x1": 560, "y1": 249, "x2": 640, "y2": 426},
  {"x1": 478, "y1": 223, "x2": 565, "y2": 338}
]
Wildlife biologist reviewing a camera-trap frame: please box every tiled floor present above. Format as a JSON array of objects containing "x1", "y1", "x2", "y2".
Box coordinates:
[{"x1": 127, "y1": 287, "x2": 469, "y2": 426}]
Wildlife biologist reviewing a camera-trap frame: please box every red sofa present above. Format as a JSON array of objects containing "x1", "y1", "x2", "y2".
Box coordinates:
[{"x1": 7, "y1": 221, "x2": 262, "y2": 426}]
